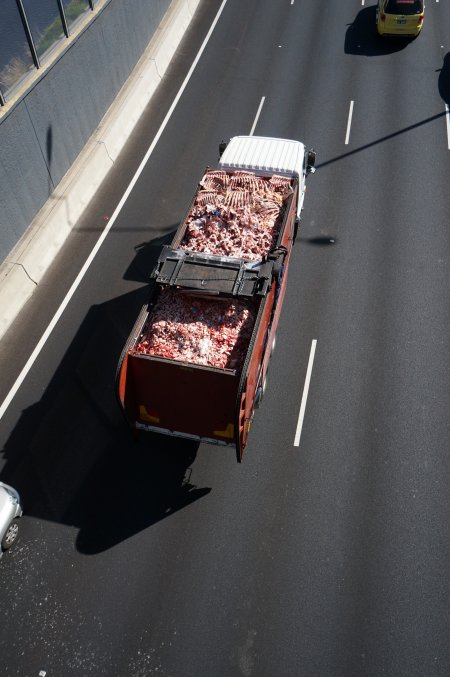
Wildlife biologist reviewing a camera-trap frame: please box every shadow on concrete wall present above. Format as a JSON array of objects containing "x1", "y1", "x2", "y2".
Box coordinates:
[{"x1": 46, "y1": 126, "x2": 53, "y2": 194}]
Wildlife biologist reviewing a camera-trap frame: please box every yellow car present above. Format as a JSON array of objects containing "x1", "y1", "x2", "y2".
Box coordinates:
[{"x1": 376, "y1": 0, "x2": 425, "y2": 37}]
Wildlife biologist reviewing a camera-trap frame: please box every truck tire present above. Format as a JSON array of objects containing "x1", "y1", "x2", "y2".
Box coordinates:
[
  {"x1": 272, "y1": 257, "x2": 283, "y2": 280},
  {"x1": 255, "y1": 376, "x2": 267, "y2": 409},
  {"x1": 1, "y1": 519, "x2": 20, "y2": 550},
  {"x1": 293, "y1": 217, "x2": 300, "y2": 243}
]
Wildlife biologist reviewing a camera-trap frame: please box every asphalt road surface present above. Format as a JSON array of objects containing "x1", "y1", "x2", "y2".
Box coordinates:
[{"x1": 0, "y1": 1, "x2": 449, "y2": 675}]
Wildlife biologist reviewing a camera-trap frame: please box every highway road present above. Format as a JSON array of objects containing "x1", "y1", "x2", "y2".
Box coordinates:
[{"x1": 1, "y1": 1, "x2": 449, "y2": 675}]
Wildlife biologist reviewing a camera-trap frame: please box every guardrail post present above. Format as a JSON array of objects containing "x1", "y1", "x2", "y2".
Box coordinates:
[
  {"x1": 56, "y1": 0, "x2": 70, "y2": 38},
  {"x1": 15, "y1": 0, "x2": 40, "y2": 69}
]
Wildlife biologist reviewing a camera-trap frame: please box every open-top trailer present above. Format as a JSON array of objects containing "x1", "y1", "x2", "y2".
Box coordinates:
[{"x1": 116, "y1": 135, "x2": 315, "y2": 461}]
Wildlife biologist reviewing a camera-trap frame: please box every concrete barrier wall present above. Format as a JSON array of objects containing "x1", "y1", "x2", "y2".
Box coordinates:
[
  {"x1": 0, "y1": 0, "x2": 172, "y2": 262},
  {"x1": 0, "y1": 0, "x2": 201, "y2": 339}
]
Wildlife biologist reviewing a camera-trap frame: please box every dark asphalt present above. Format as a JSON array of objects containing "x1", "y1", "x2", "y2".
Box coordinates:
[{"x1": 0, "y1": 1, "x2": 449, "y2": 675}]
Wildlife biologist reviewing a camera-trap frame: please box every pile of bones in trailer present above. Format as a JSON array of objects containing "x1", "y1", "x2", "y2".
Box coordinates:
[{"x1": 136, "y1": 170, "x2": 293, "y2": 369}]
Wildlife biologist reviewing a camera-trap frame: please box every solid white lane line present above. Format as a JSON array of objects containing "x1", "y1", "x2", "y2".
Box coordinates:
[
  {"x1": 294, "y1": 340, "x2": 317, "y2": 447},
  {"x1": 0, "y1": 0, "x2": 230, "y2": 422},
  {"x1": 446, "y1": 104, "x2": 450, "y2": 149},
  {"x1": 345, "y1": 100, "x2": 354, "y2": 145},
  {"x1": 249, "y1": 97, "x2": 266, "y2": 136}
]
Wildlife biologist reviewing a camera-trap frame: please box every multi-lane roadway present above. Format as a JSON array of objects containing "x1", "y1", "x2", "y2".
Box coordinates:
[{"x1": 0, "y1": 1, "x2": 449, "y2": 675}]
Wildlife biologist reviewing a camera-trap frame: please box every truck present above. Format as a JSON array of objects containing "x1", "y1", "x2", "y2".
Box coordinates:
[{"x1": 116, "y1": 135, "x2": 315, "y2": 461}]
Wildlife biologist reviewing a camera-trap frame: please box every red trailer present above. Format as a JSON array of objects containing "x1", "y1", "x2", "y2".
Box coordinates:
[{"x1": 116, "y1": 136, "x2": 315, "y2": 461}]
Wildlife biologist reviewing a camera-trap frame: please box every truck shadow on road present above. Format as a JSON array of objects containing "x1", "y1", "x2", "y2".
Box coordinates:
[
  {"x1": 299, "y1": 236, "x2": 337, "y2": 246},
  {"x1": 0, "y1": 236, "x2": 211, "y2": 554},
  {"x1": 123, "y1": 233, "x2": 172, "y2": 284},
  {"x1": 345, "y1": 6, "x2": 411, "y2": 56},
  {"x1": 72, "y1": 433, "x2": 209, "y2": 555},
  {"x1": 438, "y1": 53, "x2": 450, "y2": 105}
]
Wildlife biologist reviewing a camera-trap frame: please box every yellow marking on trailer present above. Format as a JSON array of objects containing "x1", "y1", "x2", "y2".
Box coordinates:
[
  {"x1": 139, "y1": 405, "x2": 160, "y2": 424},
  {"x1": 214, "y1": 423, "x2": 235, "y2": 439}
]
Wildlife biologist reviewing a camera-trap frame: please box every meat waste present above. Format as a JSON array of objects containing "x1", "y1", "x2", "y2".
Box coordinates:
[
  {"x1": 136, "y1": 288, "x2": 256, "y2": 370},
  {"x1": 181, "y1": 170, "x2": 293, "y2": 260},
  {"x1": 135, "y1": 171, "x2": 291, "y2": 368}
]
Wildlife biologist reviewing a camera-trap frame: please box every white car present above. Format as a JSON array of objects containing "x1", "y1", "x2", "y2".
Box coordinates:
[{"x1": 0, "y1": 481, "x2": 23, "y2": 557}]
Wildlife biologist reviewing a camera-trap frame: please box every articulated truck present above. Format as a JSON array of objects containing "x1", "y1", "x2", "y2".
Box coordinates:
[{"x1": 116, "y1": 135, "x2": 315, "y2": 461}]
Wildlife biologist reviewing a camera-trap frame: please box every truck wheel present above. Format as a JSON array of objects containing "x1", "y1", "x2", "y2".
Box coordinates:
[
  {"x1": 1, "y1": 519, "x2": 20, "y2": 550},
  {"x1": 255, "y1": 377, "x2": 267, "y2": 409},
  {"x1": 272, "y1": 257, "x2": 283, "y2": 280}
]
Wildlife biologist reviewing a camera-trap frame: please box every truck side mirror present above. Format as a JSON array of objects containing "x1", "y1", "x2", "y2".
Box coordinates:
[
  {"x1": 219, "y1": 140, "x2": 228, "y2": 157},
  {"x1": 306, "y1": 149, "x2": 316, "y2": 173}
]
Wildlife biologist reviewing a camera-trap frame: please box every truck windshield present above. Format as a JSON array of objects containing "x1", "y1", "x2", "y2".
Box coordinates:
[{"x1": 385, "y1": 0, "x2": 423, "y2": 14}]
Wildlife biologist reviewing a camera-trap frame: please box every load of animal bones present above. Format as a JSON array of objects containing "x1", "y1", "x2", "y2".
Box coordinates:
[
  {"x1": 181, "y1": 170, "x2": 293, "y2": 260},
  {"x1": 135, "y1": 288, "x2": 256, "y2": 369}
]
